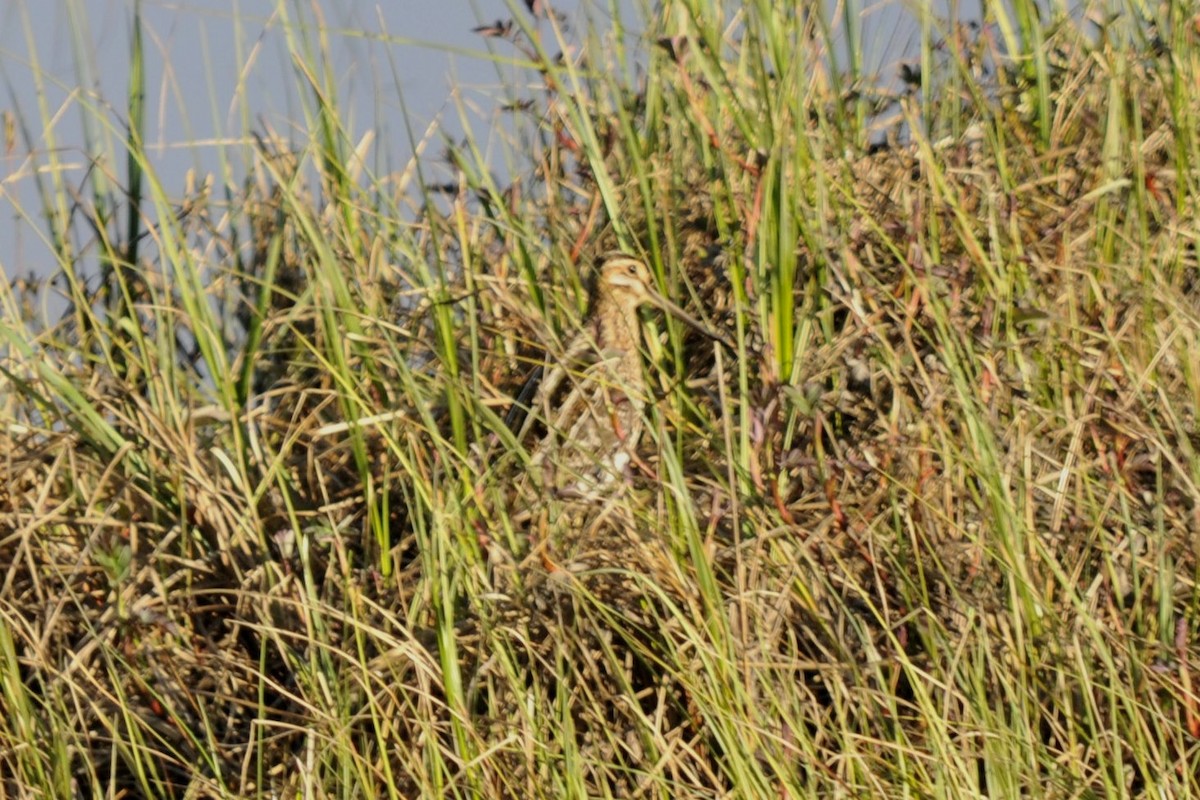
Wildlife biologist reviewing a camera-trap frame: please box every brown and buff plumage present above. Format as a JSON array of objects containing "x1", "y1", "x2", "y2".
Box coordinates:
[{"x1": 511, "y1": 252, "x2": 716, "y2": 495}]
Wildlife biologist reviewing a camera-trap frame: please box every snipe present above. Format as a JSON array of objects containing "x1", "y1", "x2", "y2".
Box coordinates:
[{"x1": 508, "y1": 252, "x2": 721, "y2": 495}]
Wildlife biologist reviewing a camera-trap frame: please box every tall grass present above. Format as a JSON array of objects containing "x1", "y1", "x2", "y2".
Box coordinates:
[{"x1": 2, "y1": 0, "x2": 1200, "y2": 797}]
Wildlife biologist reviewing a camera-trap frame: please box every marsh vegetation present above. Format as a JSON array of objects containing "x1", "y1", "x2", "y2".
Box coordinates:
[{"x1": 3, "y1": 2, "x2": 1200, "y2": 797}]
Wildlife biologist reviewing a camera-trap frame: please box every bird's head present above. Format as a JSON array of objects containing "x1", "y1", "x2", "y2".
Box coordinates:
[
  {"x1": 596, "y1": 252, "x2": 656, "y2": 307},
  {"x1": 591, "y1": 249, "x2": 736, "y2": 350}
]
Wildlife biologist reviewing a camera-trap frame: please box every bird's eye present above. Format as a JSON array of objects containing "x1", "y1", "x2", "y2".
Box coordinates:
[{"x1": 627, "y1": 264, "x2": 638, "y2": 274}]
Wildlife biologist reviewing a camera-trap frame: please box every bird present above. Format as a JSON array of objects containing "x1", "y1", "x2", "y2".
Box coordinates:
[{"x1": 507, "y1": 251, "x2": 726, "y2": 496}]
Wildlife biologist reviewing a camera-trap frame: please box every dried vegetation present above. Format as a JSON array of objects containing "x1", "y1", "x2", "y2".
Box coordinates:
[{"x1": 3, "y1": 5, "x2": 1200, "y2": 798}]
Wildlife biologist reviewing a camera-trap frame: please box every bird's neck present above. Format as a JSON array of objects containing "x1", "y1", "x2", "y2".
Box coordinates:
[{"x1": 594, "y1": 294, "x2": 642, "y2": 355}]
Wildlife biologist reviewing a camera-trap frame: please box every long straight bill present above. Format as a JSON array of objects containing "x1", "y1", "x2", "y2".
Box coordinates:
[{"x1": 650, "y1": 294, "x2": 736, "y2": 351}]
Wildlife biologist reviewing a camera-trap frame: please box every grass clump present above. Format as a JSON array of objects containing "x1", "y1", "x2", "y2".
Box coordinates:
[{"x1": 3, "y1": 1, "x2": 1200, "y2": 797}]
